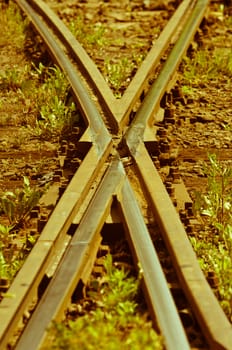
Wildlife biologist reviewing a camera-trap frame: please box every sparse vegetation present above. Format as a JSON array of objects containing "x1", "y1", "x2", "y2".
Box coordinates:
[
  {"x1": 193, "y1": 154, "x2": 232, "y2": 250},
  {"x1": 0, "y1": 1, "x2": 80, "y2": 294},
  {"x1": 67, "y1": 15, "x2": 147, "y2": 97},
  {"x1": 104, "y1": 57, "x2": 135, "y2": 97},
  {"x1": 0, "y1": 65, "x2": 30, "y2": 92},
  {"x1": 0, "y1": 176, "x2": 43, "y2": 285},
  {"x1": 69, "y1": 16, "x2": 107, "y2": 49},
  {"x1": 192, "y1": 154, "x2": 232, "y2": 321},
  {"x1": 181, "y1": 48, "x2": 232, "y2": 91},
  {"x1": 43, "y1": 254, "x2": 163, "y2": 349},
  {"x1": 0, "y1": 61, "x2": 80, "y2": 142},
  {"x1": 25, "y1": 63, "x2": 79, "y2": 140},
  {"x1": 0, "y1": 176, "x2": 42, "y2": 227},
  {"x1": 104, "y1": 55, "x2": 145, "y2": 97}
]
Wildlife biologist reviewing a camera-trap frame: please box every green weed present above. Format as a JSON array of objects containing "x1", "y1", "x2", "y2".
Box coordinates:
[
  {"x1": 181, "y1": 85, "x2": 194, "y2": 96},
  {"x1": 192, "y1": 154, "x2": 232, "y2": 321},
  {"x1": 1, "y1": 61, "x2": 79, "y2": 140},
  {"x1": 0, "y1": 176, "x2": 42, "y2": 227},
  {"x1": 193, "y1": 154, "x2": 232, "y2": 243},
  {"x1": 0, "y1": 64, "x2": 32, "y2": 92},
  {"x1": 0, "y1": 176, "x2": 42, "y2": 282},
  {"x1": 0, "y1": 223, "x2": 23, "y2": 282},
  {"x1": 0, "y1": 221, "x2": 39, "y2": 283},
  {"x1": 103, "y1": 53, "x2": 145, "y2": 97},
  {"x1": 104, "y1": 58, "x2": 135, "y2": 97},
  {"x1": 69, "y1": 16, "x2": 107, "y2": 48},
  {"x1": 0, "y1": 250, "x2": 8, "y2": 280},
  {"x1": 0, "y1": 223, "x2": 15, "y2": 247},
  {"x1": 25, "y1": 63, "x2": 79, "y2": 139},
  {"x1": 43, "y1": 254, "x2": 163, "y2": 349},
  {"x1": 190, "y1": 234, "x2": 232, "y2": 322},
  {"x1": 0, "y1": 247, "x2": 22, "y2": 282},
  {"x1": 182, "y1": 48, "x2": 232, "y2": 88}
]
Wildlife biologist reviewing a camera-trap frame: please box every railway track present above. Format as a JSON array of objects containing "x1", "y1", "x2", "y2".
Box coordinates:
[{"x1": 0, "y1": 0, "x2": 232, "y2": 349}]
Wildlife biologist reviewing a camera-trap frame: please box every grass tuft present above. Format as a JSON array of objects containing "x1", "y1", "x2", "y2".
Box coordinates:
[{"x1": 43, "y1": 254, "x2": 163, "y2": 349}]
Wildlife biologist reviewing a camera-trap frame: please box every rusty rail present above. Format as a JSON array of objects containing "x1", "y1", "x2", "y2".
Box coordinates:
[{"x1": 1, "y1": 0, "x2": 232, "y2": 349}]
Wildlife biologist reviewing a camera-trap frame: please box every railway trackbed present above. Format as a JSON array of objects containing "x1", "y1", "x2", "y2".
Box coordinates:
[{"x1": 0, "y1": 0, "x2": 232, "y2": 349}]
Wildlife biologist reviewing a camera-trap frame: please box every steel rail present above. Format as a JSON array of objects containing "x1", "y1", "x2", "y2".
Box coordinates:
[
  {"x1": 24, "y1": 0, "x2": 116, "y2": 121},
  {"x1": 125, "y1": 0, "x2": 232, "y2": 348},
  {"x1": 116, "y1": 0, "x2": 197, "y2": 127},
  {"x1": 0, "y1": 1, "x2": 230, "y2": 349},
  {"x1": 0, "y1": 0, "x2": 112, "y2": 348},
  {"x1": 1, "y1": 1, "x2": 194, "y2": 349},
  {"x1": 0, "y1": 140, "x2": 111, "y2": 350},
  {"x1": 126, "y1": 143, "x2": 232, "y2": 350},
  {"x1": 15, "y1": 158, "x2": 190, "y2": 350},
  {"x1": 126, "y1": 0, "x2": 210, "y2": 142},
  {"x1": 14, "y1": 159, "x2": 126, "y2": 350},
  {"x1": 14, "y1": 0, "x2": 111, "y2": 140},
  {"x1": 117, "y1": 174, "x2": 190, "y2": 350},
  {"x1": 23, "y1": 0, "x2": 197, "y2": 131},
  {"x1": 0, "y1": 1, "x2": 189, "y2": 349}
]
